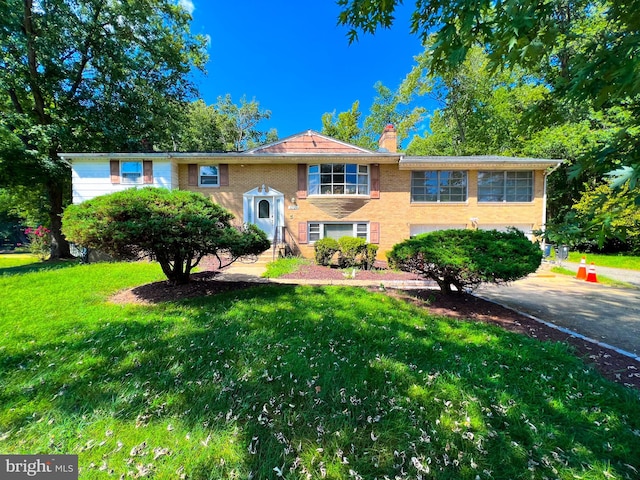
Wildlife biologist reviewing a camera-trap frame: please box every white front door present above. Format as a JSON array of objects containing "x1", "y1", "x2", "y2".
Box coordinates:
[
  {"x1": 254, "y1": 196, "x2": 274, "y2": 240},
  {"x1": 243, "y1": 187, "x2": 284, "y2": 242}
]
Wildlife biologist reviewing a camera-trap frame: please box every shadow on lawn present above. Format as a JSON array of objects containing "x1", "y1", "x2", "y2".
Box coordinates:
[
  {"x1": 2, "y1": 284, "x2": 639, "y2": 478},
  {"x1": 0, "y1": 258, "x2": 80, "y2": 276}
]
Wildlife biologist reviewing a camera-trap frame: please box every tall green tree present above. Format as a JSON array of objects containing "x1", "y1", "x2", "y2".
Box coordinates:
[
  {"x1": 321, "y1": 85, "x2": 424, "y2": 151},
  {"x1": 0, "y1": 0, "x2": 208, "y2": 257},
  {"x1": 159, "y1": 100, "x2": 225, "y2": 152},
  {"x1": 403, "y1": 46, "x2": 548, "y2": 156},
  {"x1": 158, "y1": 97, "x2": 277, "y2": 153},
  {"x1": 321, "y1": 101, "x2": 362, "y2": 145},
  {"x1": 214, "y1": 94, "x2": 275, "y2": 151},
  {"x1": 361, "y1": 82, "x2": 425, "y2": 150},
  {"x1": 402, "y1": 45, "x2": 581, "y2": 156},
  {"x1": 401, "y1": 44, "x2": 617, "y2": 235}
]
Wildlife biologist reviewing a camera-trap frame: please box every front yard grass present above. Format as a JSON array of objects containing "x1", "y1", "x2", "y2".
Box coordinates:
[
  {"x1": 0, "y1": 253, "x2": 40, "y2": 270},
  {"x1": 566, "y1": 252, "x2": 640, "y2": 270},
  {"x1": 1, "y1": 261, "x2": 639, "y2": 479},
  {"x1": 262, "y1": 256, "x2": 312, "y2": 278},
  {"x1": 550, "y1": 266, "x2": 636, "y2": 288}
]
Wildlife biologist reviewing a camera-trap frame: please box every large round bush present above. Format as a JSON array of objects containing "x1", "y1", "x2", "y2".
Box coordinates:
[
  {"x1": 62, "y1": 188, "x2": 270, "y2": 285},
  {"x1": 387, "y1": 228, "x2": 543, "y2": 294}
]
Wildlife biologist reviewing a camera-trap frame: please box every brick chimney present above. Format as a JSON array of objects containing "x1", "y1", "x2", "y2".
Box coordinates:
[{"x1": 378, "y1": 124, "x2": 397, "y2": 153}]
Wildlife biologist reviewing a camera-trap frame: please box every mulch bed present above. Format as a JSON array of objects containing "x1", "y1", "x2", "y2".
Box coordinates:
[{"x1": 110, "y1": 261, "x2": 640, "y2": 392}]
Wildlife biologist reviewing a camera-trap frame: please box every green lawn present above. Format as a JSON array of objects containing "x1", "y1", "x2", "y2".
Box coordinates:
[
  {"x1": 1, "y1": 260, "x2": 639, "y2": 479},
  {"x1": 550, "y1": 266, "x2": 637, "y2": 288},
  {"x1": 566, "y1": 252, "x2": 640, "y2": 270},
  {"x1": 263, "y1": 256, "x2": 312, "y2": 278},
  {"x1": 0, "y1": 253, "x2": 40, "y2": 270}
]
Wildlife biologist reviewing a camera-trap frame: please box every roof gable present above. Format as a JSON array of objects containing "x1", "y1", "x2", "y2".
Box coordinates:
[{"x1": 245, "y1": 130, "x2": 374, "y2": 155}]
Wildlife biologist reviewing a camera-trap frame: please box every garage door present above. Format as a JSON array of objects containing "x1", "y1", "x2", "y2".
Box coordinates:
[
  {"x1": 409, "y1": 224, "x2": 467, "y2": 237},
  {"x1": 478, "y1": 224, "x2": 534, "y2": 240}
]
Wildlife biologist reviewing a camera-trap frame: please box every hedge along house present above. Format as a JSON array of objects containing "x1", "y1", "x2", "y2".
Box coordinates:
[{"x1": 62, "y1": 126, "x2": 562, "y2": 259}]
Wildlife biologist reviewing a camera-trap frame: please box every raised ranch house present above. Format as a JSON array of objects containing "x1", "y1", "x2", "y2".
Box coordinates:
[{"x1": 62, "y1": 126, "x2": 562, "y2": 259}]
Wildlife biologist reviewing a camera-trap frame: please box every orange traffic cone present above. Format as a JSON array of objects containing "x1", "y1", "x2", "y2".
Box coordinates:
[
  {"x1": 585, "y1": 262, "x2": 598, "y2": 283},
  {"x1": 576, "y1": 256, "x2": 587, "y2": 280}
]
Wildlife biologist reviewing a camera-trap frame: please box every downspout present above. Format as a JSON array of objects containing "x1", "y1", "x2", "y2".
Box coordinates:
[{"x1": 542, "y1": 162, "x2": 563, "y2": 245}]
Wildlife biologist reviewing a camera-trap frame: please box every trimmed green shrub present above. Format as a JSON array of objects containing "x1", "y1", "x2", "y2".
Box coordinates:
[
  {"x1": 314, "y1": 237, "x2": 339, "y2": 266},
  {"x1": 363, "y1": 243, "x2": 379, "y2": 270},
  {"x1": 62, "y1": 188, "x2": 271, "y2": 285},
  {"x1": 338, "y1": 236, "x2": 366, "y2": 268},
  {"x1": 387, "y1": 228, "x2": 543, "y2": 294}
]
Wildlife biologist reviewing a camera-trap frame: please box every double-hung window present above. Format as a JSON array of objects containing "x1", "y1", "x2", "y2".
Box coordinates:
[
  {"x1": 199, "y1": 165, "x2": 219, "y2": 186},
  {"x1": 478, "y1": 171, "x2": 533, "y2": 202},
  {"x1": 121, "y1": 161, "x2": 143, "y2": 184},
  {"x1": 411, "y1": 171, "x2": 467, "y2": 202},
  {"x1": 308, "y1": 164, "x2": 369, "y2": 195}
]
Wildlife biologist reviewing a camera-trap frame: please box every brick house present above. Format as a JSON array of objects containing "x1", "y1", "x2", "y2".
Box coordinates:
[{"x1": 62, "y1": 126, "x2": 562, "y2": 259}]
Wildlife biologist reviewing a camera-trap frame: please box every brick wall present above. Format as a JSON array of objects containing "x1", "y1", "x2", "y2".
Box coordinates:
[{"x1": 179, "y1": 163, "x2": 548, "y2": 260}]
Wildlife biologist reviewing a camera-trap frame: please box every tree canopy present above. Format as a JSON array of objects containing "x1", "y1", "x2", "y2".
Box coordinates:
[
  {"x1": 338, "y1": 0, "x2": 640, "y2": 195},
  {"x1": 213, "y1": 94, "x2": 277, "y2": 152},
  {"x1": 403, "y1": 46, "x2": 553, "y2": 157},
  {"x1": 321, "y1": 101, "x2": 362, "y2": 145},
  {"x1": 0, "y1": 0, "x2": 208, "y2": 257},
  {"x1": 321, "y1": 83, "x2": 425, "y2": 150},
  {"x1": 159, "y1": 97, "x2": 277, "y2": 153}
]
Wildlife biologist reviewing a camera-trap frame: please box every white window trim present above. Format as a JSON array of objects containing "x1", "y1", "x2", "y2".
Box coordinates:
[
  {"x1": 120, "y1": 161, "x2": 143, "y2": 185},
  {"x1": 308, "y1": 164, "x2": 370, "y2": 196},
  {"x1": 308, "y1": 222, "x2": 369, "y2": 243},
  {"x1": 198, "y1": 165, "x2": 220, "y2": 187}
]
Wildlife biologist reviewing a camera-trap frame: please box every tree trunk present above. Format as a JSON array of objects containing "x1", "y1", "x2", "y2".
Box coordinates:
[
  {"x1": 159, "y1": 254, "x2": 192, "y2": 285},
  {"x1": 47, "y1": 181, "x2": 72, "y2": 259},
  {"x1": 173, "y1": 272, "x2": 191, "y2": 285}
]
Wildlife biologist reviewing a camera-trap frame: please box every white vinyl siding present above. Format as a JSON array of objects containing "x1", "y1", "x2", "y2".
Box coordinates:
[{"x1": 71, "y1": 159, "x2": 174, "y2": 203}]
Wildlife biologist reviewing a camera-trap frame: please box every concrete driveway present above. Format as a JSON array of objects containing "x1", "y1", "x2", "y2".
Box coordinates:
[{"x1": 476, "y1": 264, "x2": 640, "y2": 358}]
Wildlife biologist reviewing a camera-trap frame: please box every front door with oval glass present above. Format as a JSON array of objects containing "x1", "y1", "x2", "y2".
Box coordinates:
[{"x1": 254, "y1": 197, "x2": 274, "y2": 239}]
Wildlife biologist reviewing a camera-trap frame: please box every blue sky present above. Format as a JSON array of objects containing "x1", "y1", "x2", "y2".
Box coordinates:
[{"x1": 183, "y1": 1, "x2": 433, "y2": 141}]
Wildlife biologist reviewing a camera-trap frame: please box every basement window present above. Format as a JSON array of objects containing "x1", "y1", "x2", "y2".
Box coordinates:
[{"x1": 308, "y1": 222, "x2": 368, "y2": 242}]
